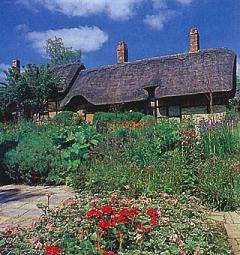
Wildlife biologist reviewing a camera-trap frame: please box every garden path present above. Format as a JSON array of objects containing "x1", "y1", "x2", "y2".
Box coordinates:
[
  {"x1": 209, "y1": 211, "x2": 240, "y2": 255},
  {"x1": 0, "y1": 184, "x2": 75, "y2": 231}
]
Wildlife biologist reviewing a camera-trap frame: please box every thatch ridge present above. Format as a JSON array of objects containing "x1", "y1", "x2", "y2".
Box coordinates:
[{"x1": 59, "y1": 48, "x2": 236, "y2": 107}]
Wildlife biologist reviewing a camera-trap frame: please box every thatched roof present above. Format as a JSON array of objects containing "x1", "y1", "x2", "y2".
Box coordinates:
[
  {"x1": 59, "y1": 48, "x2": 236, "y2": 107},
  {"x1": 53, "y1": 63, "x2": 85, "y2": 93}
]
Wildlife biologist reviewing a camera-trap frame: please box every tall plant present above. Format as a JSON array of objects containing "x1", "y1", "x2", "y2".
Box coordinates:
[
  {"x1": 1, "y1": 64, "x2": 59, "y2": 118},
  {"x1": 45, "y1": 37, "x2": 82, "y2": 66}
]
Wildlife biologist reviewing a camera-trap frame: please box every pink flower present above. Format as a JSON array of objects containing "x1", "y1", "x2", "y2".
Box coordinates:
[
  {"x1": 194, "y1": 249, "x2": 204, "y2": 254},
  {"x1": 45, "y1": 223, "x2": 55, "y2": 232},
  {"x1": 161, "y1": 192, "x2": 171, "y2": 199},
  {"x1": 52, "y1": 207, "x2": 60, "y2": 213},
  {"x1": 142, "y1": 198, "x2": 149, "y2": 204},
  {"x1": 88, "y1": 197, "x2": 100, "y2": 205},
  {"x1": 196, "y1": 219, "x2": 203, "y2": 224},
  {"x1": 30, "y1": 237, "x2": 39, "y2": 244},
  {"x1": 169, "y1": 234, "x2": 179, "y2": 243},
  {"x1": 179, "y1": 240, "x2": 186, "y2": 248},
  {"x1": 101, "y1": 252, "x2": 117, "y2": 255},
  {"x1": 171, "y1": 198, "x2": 178, "y2": 206},
  {"x1": 68, "y1": 200, "x2": 76, "y2": 205},
  {"x1": 121, "y1": 199, "x2": 134, "y2": 205},
  {"x1": 35, "y1": 242, "x2": 43, "y2": 249},
  {"x1": 134, "y1": 233, "x2": 143, "y2": 241},
  {"x1": 32, "y1": 220, "x2": 37, "y2": 227},
  {"x1": 74, "y1": 217, "x2": 81, "y2": 223},
  {"x1": 161, "y1": 218, "x2": 170, "y2": 225},
  {"x1": 180, "y1": 250, "x2": 187, "y2": 255},
  {"x1": 4, "y1": 226, "x2": 21, "y2": 236},
  {"x1": 124, "y1": 185, "x2": 130, "y2": 190}
]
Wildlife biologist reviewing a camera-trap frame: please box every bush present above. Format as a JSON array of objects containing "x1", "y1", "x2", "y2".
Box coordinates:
[
  {"x1": 139, "y1": 115, "x2": 156, "y2": 125},
  {"x1": 3, "y1": 133, "x2": 62, "y2": 184},
  {"x1": 51, "y1": 111, "x2": 82, "y2": 126},
  {"x1": 93, "y1": 112, "x2": 145, "y2": 125}
]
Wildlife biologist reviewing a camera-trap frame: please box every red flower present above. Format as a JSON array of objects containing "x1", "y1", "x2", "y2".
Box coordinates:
[
  {"x1": 98, "y1": 220, "x2": 112, "y2": 229},
  {"x1": 101, "y1": 205, "x2": 113, "y2": 215},
  {"x1": 119, "y1": 208, "x2": 139, "y2": 219},
  {"x1": 45, "y1": 245, "x2": 62, "y2": 255},
  {"x1": 136, "y1": 224, "x2": 144, "y2": 231},
  {"x1": 112, "y1": 215, "x2": 126, "y2": 226},
  {"x1": 146, "y1": 227, "x2": 153, "y2": 233},
  {"x1": 146, "y1": 208, "x2": 158, "y2": 217},
  {"x1": 87, "y1": 208, "x2": 102, "y2": 219},
  {"x1": 150, "y1": 216, "x2": 158, "y2": 226},
  {"x1": 111, "y1": 195, "x2": 117, "y2": 202},
  {"x1": 131, "y1": 207, "x2": 141, "y2": 214},
  {"x1": 115, "y1": 232, "x2": 125, "y2": 241}
]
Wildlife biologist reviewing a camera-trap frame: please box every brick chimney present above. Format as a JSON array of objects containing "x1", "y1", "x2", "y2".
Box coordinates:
[
  {"x1": 190, "y1": 28, "x2": 200, "y2": 53},
  {"x1": 12, "y1": 59, "x2": 20, "y2": 71},
  {"x1": 117, "y1": 41, "x2": 128, "y2": 64}
]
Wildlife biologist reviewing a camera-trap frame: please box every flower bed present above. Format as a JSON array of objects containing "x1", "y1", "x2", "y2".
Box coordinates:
[{"x1": 0, "y1": 192, "x2": 231, "y2": 254}]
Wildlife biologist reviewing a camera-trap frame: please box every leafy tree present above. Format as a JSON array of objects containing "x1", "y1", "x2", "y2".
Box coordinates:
[
  {"x1": 0, "y1": 64, "x2": 60, "y2": 118},
  {"x1": 45, "y1": 37, "x2": 81, "y2": 66}
]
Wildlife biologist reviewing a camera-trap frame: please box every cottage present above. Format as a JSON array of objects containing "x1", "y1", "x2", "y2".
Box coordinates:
[{"x1": 50, "y1": 28, "x2": 237, "y2": 121}]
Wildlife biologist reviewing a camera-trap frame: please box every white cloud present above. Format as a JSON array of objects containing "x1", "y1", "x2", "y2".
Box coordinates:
[
  {"x1": 15, "y1": 24, "x2": 29, "y2": 33},
  {"x1": 152, "y1": 0, "x2": 168, "y2": 9},
  {"x1": 27, "y1": 26, "x2": 109, "y2": 56},
  {"x1": 144, "y1": 11, "x2": 175, "y2": 30},
  {"x1": 17, "y1": 0, "x2": 144, "y2": 20},
  {"x1": 237, "y1": 61, "x2": 240, "y2": 76},
  {"x1": 0, "y1": 64, "x2": 10, "y2": 82}
]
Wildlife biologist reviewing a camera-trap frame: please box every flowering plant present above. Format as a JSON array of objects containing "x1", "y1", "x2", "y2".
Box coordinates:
[{"x1": 0, "y1": 191, "x2": 232, "y2": 254}]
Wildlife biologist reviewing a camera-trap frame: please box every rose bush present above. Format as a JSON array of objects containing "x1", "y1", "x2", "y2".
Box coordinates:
[{"x1": 0, "y1": 191, "x2": 232, "y2": 254}]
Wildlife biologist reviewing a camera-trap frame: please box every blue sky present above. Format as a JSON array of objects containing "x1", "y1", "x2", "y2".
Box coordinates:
[{"x1": 0, "y1": 0, "x2": 239, "y2": 81}]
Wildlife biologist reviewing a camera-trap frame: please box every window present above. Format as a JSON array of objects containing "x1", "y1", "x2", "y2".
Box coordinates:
[{"x1": 168, "y1": 105, "x2": 181, "y2": 117}]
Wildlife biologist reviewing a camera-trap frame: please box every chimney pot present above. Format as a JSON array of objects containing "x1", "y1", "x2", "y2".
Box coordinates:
[
  {"x1": 117, "y1": 41, "x2": 128, "y2": 64},
  {"x1": 189, "y1": 28, "x2": 200, "y2": 53}
]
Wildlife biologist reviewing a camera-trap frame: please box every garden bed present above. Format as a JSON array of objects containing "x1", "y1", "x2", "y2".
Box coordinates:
[{"x1": 0, "y1": 191, "x2": 232, "y2": 255}]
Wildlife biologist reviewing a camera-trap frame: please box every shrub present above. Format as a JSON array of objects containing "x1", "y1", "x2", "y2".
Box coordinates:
[
  {"x1": 3, "y1": 133, "x2": 62, "y2": 184},
  {"x1": 139, "y1": 115, "x2": 156, "y2": 125},
  {"x1": 51, "y1": 111, "x2": 82, "y2": 126},
  {"x1": 93, "y1": 112, "x2": 145, "y2": 125}
]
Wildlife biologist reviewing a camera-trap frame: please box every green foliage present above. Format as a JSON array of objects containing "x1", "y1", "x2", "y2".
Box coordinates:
[
  {"x1": 93, "y1": 111, "x2": 146, "y2": 125},
  {"x1": 0, "y1": 121, "x2": 102, "y2": 185},
  {"x1": 139, "y1": 114, "x2": 156, "y2": 124},
  {"x1": 200, "y1": 121, "x2": 240, "y2": 156},
  {"x1": 0, "y1": 64, "x2": 59, "y2": 117},
  {"x1": 4, "y1": 133, "x2": 62, "y2": 184},
  {"x1": 45, "y1": 37, "x2": 81, "y2": 66},
  {"x1": 1, "y1": 116, "x2": 239, "y2": 210},
  {"x1": 48, "y1": 124, "x2": 102, "y2": 184},
  {"x1": 0, "y1": 192, "x2": 232, "y2": 255},
  {"x1": 51, "y1": 111, "x2": 82, "y2": 126}
]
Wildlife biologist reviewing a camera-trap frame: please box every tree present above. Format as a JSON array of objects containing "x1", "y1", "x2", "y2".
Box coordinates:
[
  {"x1": 45, "y1": 37, "x2": 81, "y2": 66},
  {"x1": 0, "y1": 64, "x2": 60, "y2": 118}
]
